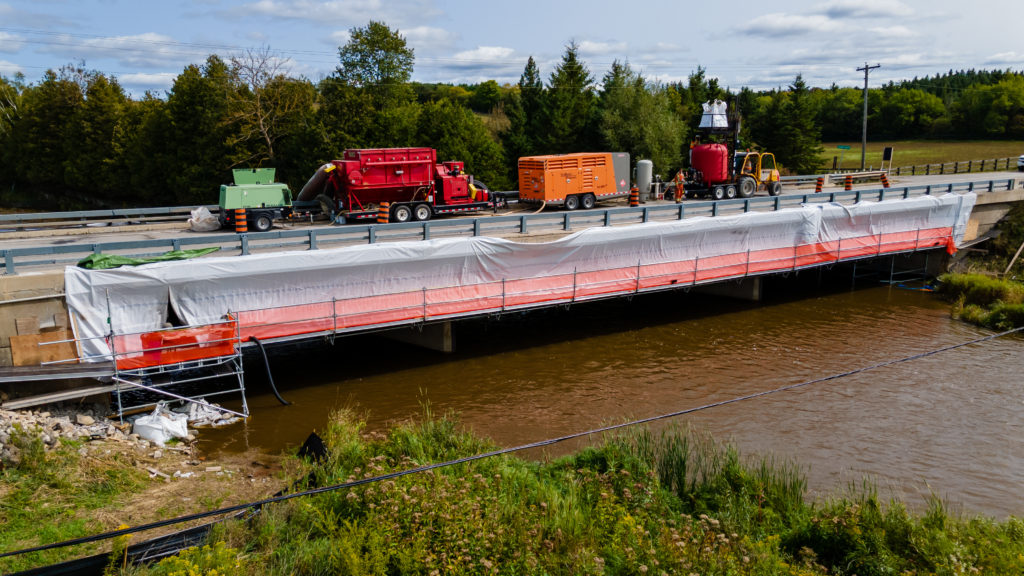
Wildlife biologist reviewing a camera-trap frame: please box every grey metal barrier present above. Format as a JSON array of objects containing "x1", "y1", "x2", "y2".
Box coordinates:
[{"x1": 1, "y1": 179, "x2": 1015, "y2": 276}]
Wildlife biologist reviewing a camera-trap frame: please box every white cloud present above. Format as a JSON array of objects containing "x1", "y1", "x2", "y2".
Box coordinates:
[
  {"x1": 577, "y1": 40, "x2": 627, "y2": 56},
  {"x1": 119, "y1": 71, "x2": 177, "y2": 88},
  {"x1": 401, "y1": 26, "x2": 457, "y2": 51},
  {"x1": 869, "y1": 26, "x2": 916, "y2": 39},
  {"x1": 240, "y1": 0, "x2": 440, "y2": 26},
  {"x1": 36, "y1": 33, "x2": 194, "y2": 68},
  {"x1": 985, "y1": 52, "x2": 1024, "y2": 65},
  {"x1": 451, "y1": 46, "x2": 515, "y2": 64},
  {"x1": 0, "y1": 32, "x2": 24, "y2": 54},
  {"x1": 0, "y1": 59, "x2": 22, "y2": 76},
  {"x1": 738, "y1": 14, "x2": 839, "y2": 37},
  {"x1": 816, "y1": 0, "x2": 913, "y2": 19}
]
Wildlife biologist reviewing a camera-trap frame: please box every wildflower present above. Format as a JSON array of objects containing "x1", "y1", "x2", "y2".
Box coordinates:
[{"x1": 639, "y1": 565, "x2": 648, "y2": 573}]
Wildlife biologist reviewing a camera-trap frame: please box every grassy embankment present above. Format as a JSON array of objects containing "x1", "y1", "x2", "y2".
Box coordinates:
[
  {"x1": 115, "y1": 408, "x2": 1024, "y2": 576},
  {"x1": 0, "y1": 430, "x2": 283, "y2": 574},
  {"x1": 820, "y1": 140, "x2": 1024, "y2": 171}
]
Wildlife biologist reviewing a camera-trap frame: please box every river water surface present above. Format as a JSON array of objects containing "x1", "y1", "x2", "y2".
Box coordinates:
[{"x1": 200, "y1": 277, "x2": 1024, "y2": 518}]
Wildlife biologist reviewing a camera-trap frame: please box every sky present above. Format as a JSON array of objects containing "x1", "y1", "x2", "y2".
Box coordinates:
[{"x1": 0, "y1": 0, "x2": 1021, "y2": 97}]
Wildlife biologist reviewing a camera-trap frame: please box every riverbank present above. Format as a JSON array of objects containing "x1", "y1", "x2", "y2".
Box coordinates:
[
  {"x1": 0, "y1": 404, "x2": 286, "y2": 573},
  {"x1": 118, "y1": 410, "x2": 1024, "y2": 575}
]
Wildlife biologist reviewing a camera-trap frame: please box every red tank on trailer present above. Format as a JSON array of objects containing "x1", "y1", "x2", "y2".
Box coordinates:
[{"x1": 690, "y1": 143, "x2": 730, "y2": 185}]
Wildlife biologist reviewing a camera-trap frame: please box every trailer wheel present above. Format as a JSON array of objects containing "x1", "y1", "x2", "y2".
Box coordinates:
[
  {"x1": 413, "y1": 203, "x2": 433, "y2": 221},
  {"x1": 738, "y1": 176, "x2": 756, "y2": 198},
  {"x1": 725, "y1": 185, "x2": 737, "y2": 199},
  {"x1": 711, "y1": 186, "x2": 726, "y2": 201},
  {"x1": 564, "y1": 195, "x2": 580, "y2": 211},
  {"x1": 581, "y1": 193, "x2": 596, "y2": 209},
  {"x1": 315, "y1": 193, "x2": 335, "y2": 216},
  {"x1": 392, "y1": 204, "x2": 413, "y2": 223},
  {"x1": 769, "y1": 181, "x2": 783, "y2": 196},
  {"x1": 252, "y1": 212, "x2": 274, "y2": 232}
]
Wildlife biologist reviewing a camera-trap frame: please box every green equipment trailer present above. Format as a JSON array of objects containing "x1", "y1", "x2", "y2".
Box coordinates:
[{"x1": 219, "y1": 168, "x2": 293, "y2": 232}]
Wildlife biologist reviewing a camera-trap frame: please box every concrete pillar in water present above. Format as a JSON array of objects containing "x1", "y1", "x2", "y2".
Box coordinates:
[
  {"x1": 694, "y1": 277, "x2": 762, "y2": 302},
  {"x1": 382, "y1": 321, "x2": 455, "y2": 353}
]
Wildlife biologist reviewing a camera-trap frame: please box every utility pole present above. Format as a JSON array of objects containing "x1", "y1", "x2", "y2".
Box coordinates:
[{"x1": 858, "y1": 62, "x2": 880, "y2": 170}]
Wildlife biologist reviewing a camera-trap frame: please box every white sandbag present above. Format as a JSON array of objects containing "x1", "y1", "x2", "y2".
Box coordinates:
[
  {"x1": 132, "y1": 405, "x2": 189, "y2": 446},
  {"x1": 188, "y1": 206, "x2": 221, "y2": 232}
]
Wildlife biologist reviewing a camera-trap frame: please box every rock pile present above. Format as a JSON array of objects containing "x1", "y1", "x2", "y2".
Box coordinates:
[{"x1": 0, "y1": 404, "x2": 169, "y2": 464}]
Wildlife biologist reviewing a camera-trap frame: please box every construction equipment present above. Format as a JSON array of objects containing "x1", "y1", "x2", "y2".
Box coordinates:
[
  {"x1": 517, "y1": 152, "x2": 630, "y2": 210},
  {"x1": 671, "y1": 100, "x2": 782, "y2": 201},
  {"x1": 296, "y1": 148, "x2": 493, "y2": 223},
  {"x1": 218, "y1": 168, "x2": 292, "y2": 232}
]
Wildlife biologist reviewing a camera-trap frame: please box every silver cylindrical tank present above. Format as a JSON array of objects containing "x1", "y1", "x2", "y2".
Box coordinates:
[{"x1": 636, "y1": 160, "x2": 653, "y2": 202}]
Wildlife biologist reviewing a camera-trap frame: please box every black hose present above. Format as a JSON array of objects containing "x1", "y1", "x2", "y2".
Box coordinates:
[{"x1": 250, "y1": 336, "x2": 290, "y2": 406}]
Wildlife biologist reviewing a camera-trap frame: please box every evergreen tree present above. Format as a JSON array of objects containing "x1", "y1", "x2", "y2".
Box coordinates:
[
  {"x1": 64, "y1": 74, "x2": 130, "y2": 202},
  {"x1": 545, "y1": 42, "x2": 597, "y2": 153},
  {"x1": 416, "y1": 98, "x2": 508, "y2": 190}
]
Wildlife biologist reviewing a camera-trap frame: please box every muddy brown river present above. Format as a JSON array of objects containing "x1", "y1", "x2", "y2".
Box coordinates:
[{"x1": 199, "y1": 274, "x2": 1024, "y2": 518}]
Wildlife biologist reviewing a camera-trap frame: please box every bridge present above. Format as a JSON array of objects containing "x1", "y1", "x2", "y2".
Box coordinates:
[{"x1": 1, "y1": 175, "x2": 1021, "y2": 412}]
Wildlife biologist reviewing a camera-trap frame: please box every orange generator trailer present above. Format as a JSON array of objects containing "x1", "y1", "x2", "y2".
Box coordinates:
[{"x1": 517, "y1": 152, "x2": 630, "y2": 210}]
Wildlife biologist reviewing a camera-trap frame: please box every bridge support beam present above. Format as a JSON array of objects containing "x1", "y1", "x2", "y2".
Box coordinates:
[
  {"x1": 694, "y1": 277, "x2": 762, "y2": 302},
  {"x1": 381, "y1": 321, "x2": 455, "y2": 353}
]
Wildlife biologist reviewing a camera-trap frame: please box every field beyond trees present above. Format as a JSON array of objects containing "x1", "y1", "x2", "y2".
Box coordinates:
[{"x1": 820, "y1": 140, "x2": 1024, "y2": 171}]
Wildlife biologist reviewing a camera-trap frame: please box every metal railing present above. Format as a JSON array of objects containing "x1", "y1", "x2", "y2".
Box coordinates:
[
  {"x1": 1, "y1": 178, "x2": 1016, "y2": 276},
  {"x1": 0, "y1": 205, "x2": 219, "y2": 231},
  {"x1": 781, "y1": 157, "x2": 1019, "y2": 185}
]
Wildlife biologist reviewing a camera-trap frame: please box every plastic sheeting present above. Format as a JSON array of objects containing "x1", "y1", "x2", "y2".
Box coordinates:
[{"x1": 66, "y1": 193, "x2": 976, "y2": 362}]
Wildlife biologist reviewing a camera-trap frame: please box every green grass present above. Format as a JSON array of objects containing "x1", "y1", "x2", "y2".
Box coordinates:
[
  {"x1": 0, "y1": 427, "x2": 148, "y2": 573},
  {"x1": 129, "y1": 409, "x2": 1024, "y2": 576},
  {"x1": 938, "y1": 273, "x2": 1024, "y2": 330},
  {"x1": 821, "y1": 140, "x2": 1024, "y2": 171}
]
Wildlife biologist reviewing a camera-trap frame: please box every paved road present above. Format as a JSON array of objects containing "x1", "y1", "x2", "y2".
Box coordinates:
[{"x1": 2, "y1": 172, "x2": 1019, "y2": 255}]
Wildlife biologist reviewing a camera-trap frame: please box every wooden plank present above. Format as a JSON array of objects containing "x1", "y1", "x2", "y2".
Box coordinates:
[
  {"x1": 1, "y1": 384, "x2": 117, "y2": 410},
  {"x1": 10, "y1": 329, "x2": 77, "y2": 366}
]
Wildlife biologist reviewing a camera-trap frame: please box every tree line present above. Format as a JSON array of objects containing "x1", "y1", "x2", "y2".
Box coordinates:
[{"x1": 0, "y1": 21, "x2": 1021, "y2": 210}]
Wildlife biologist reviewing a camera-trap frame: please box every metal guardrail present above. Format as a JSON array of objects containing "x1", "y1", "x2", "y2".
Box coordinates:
[
  {"x1": 781, "y1": 157, "x2": 1018, "y2": 186},
  {"x1": 0, "y1": 204, "x2": 219, "y2": 230},
  {"x1": 1, "y1": 179, "x2": 1016, "y2": 276}
]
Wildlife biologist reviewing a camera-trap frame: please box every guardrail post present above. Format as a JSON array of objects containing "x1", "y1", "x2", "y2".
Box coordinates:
[
  {"x1": 711, "y1": 203, "x2": 718, "y2": 217},
  {"x1": 925, "y1": 165, "x2": 929, "y2": 175},
  {"x1": 368, "y1": 226, "x2": 376, "y2": 244},
  {"x1": 604, "y1": 210, "x2": 612, "y2": 227},
  {"x1": 903, "y1": 187, "x2": 910, "y2": 199},
  {"x1": 475, "y1": 218, "x2": 482, "y2": 236},
  {"x1": 954, "y1": 161, "x2": 959, "y2": 173},
  {"x1": 643, "y1": 207, "x2": 650, "y2": 223},
  {"x1": 240, "y1": 234, "x2": 249, "y2": 255},
  {"x1": 520, "y1": 215, "x2": 528, "y2": 234},
  {"x1": 743, "y1": 199, "x2": 751, "y2": 213},
  {"x1": 423, "y1": 222, "x2": 431, "y2": 240},
  {"x1": 968, "y1": 182, "x2": 974, "y2": 192},
  {"x1": 981, "y1": 159, "x2": 986, "y2": 171},
  {"x1": 563, "y1": 213, "x2": 570, "y2": 231},
  {"x1": 172, "y1": 239, "x2": 181, "y2": 251},
  {"x1": 855, "y1": 191, "x2": 862, "y2": 203},
  {"x1": 678, "y1": 204, "x2": 685, "y2": 219},
  {"x1": 829, "y1": 192, "x2": 836, "y2": 203},
  {"x1": 940, "y1": 163, "x2": 945, "y2": 175},
  {"x1": 968, "y1": 160, "x2": 973, "y2": 172},
  {"x1": 309, "y1": 230, "x2": 318, "y2": 250},
  {"x1": 802, "y1": 195, "x2": 809, "y2": 204},
  {"x1": 911, "y1": 165, "x2": 916, "y2": 175},
  {"x1": 988, "y1": 180, "x2": 994, "y2": 192},
  {"x1": 925, "y1": 185, "x2": 931, "y2": 196},
  {"x1": 896, "y1": 166, "x2": 901, "y2": 176},
  {"x1": 774, "y1": 196, "x2": 781, "y2": 211},
  {"x1": 3, "y1": 251, "x2": 13, "y2": 276}
]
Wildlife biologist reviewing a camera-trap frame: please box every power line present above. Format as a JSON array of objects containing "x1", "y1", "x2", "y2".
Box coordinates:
[{"x1": 2, "y1": 324, "x2": 1021, "y2": 562}]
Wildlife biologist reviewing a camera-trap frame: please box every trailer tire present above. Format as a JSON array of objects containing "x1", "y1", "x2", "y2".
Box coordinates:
[
  {"x1": 769, "y1": 181, "x2": 783, "y2": 196},
  {"x1": 725, "y1": 185, "x2": 737, "y2": 199},
  {"x1": 252, "y1": 212, "x2": 274, "y2": 232},
  {"x1": 392, "y1": 204, "x2": 413, "y2": 223},
  {"x1": 315, "y1": 193, "x2": 335, "y2": 216},
  {"x1": 738, "y1": 176, "x2": 756, "y2": 198},
  {"x1": 564, "y1": 195, "x2": 580, "y2": 211},
  {"x1": 581, "y1": 193, "x2": 596, "y2": 209},
  {"x1": 711, "y1": 186, "x2": 726, "y2": 201},
  {"x1": 413, "y1": 203, "x2": 433, "y2": 221}
]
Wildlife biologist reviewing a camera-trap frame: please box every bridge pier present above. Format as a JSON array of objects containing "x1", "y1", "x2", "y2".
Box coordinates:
[
  {"x1": 381, "y1": 321, "x2": 455, "y2": 353},
  {"x1": 694, "y1": 277, "x2": 762, "y2": 302}
]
